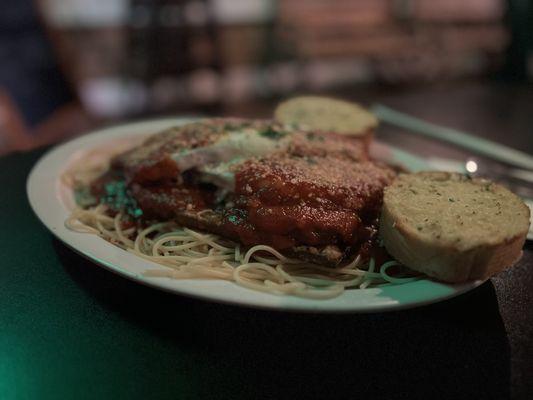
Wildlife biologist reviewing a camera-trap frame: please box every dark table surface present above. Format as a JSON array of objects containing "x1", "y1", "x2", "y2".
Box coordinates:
[{"x1": 1, "y1": 81, "x2": 532, "y2": 400}]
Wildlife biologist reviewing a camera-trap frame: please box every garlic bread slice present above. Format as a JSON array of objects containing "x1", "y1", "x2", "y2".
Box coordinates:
[{"x1": 380, "y1": 172, "x2": 530, "y2": 282}]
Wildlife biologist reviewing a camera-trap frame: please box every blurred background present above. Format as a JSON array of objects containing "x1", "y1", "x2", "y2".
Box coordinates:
[{"x1": 1, "y1": 0, "x2": 532, "y2": 155}]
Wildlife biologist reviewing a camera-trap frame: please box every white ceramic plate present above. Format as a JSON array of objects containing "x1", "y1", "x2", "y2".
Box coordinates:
[{"x1": 27, "y1": 118, "x2": 485, "y2": 312}]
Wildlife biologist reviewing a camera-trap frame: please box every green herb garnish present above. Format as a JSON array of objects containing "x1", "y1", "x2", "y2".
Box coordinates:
[
  {"x1": 102, "y1": 181, "x2": 143, "y2": 218},
  {"x1": 260, "y1": 127, "x2": 286, "y2": 140}
]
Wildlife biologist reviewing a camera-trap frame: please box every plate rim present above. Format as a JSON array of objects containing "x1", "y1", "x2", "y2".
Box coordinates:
[{"x1": 26, "y1": 117, "x2": 485, "y2": 313}]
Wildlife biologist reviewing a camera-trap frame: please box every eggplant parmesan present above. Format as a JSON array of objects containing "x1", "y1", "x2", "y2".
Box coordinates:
[{"x1": 88, "y1": 118, "x2": 395, "y2": 265}]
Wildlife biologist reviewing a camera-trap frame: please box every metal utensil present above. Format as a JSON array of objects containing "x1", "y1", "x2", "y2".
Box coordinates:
[{"x1": 372, "y1": 104, "x2": 533, "y2": 171}]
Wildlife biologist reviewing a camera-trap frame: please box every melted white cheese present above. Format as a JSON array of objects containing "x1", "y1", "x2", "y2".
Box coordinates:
[{"x1": 171, "y1": 128, "x2": 283, "y2": 191}]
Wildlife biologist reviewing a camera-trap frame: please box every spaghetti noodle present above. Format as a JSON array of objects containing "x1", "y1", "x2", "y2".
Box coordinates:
[{"x1": 65, "y1": 204, "x2": 420, "y2": 299}]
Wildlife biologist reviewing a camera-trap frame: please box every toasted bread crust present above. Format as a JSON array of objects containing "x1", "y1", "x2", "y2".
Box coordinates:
[
  {"x1": 274, "y1": 96, "x2": 377, "y2": 148},
  {"x1": 380, "y1": 172, "x2": 530, "y2": 282}
]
